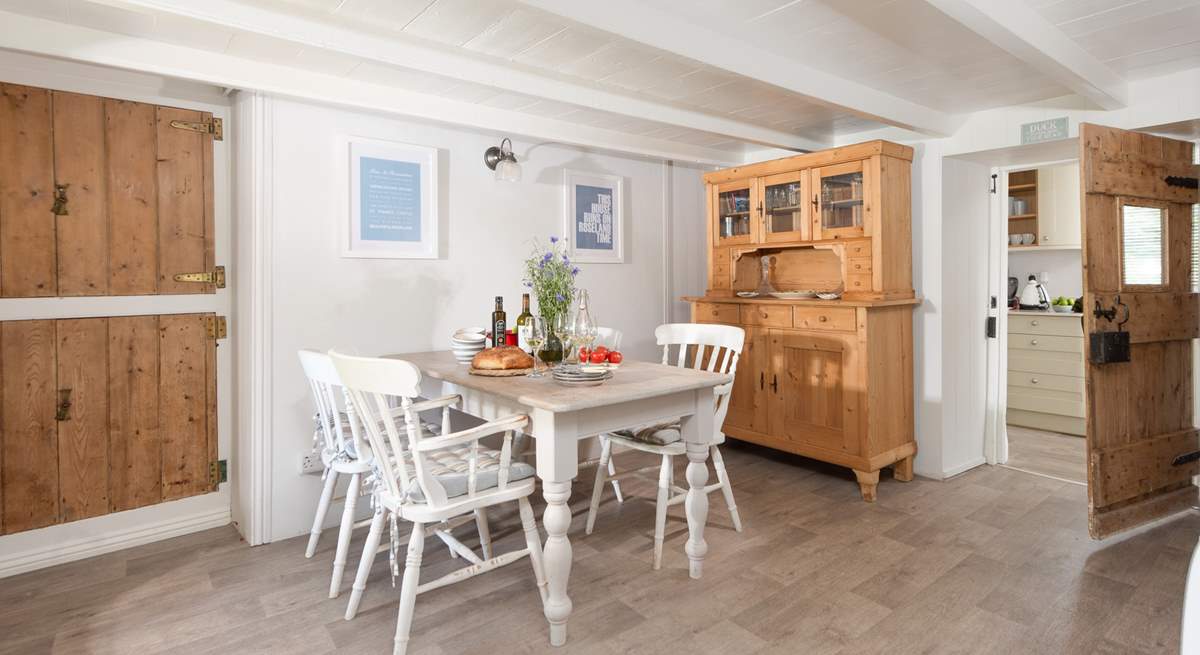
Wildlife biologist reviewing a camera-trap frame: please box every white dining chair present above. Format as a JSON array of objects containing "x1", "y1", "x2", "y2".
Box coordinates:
[
  {"x1": 331, "y1": 351, "x2": 548, "y2": 655},
  {"x1": 299, "y1": 350, "x2": 490, "y2": 600},
  {"x1": 593, "y1": 326, "x2": 623, "y2": 352},
  {"x1": 584, "y1": 323, "x2": 745, "y2": 569}
]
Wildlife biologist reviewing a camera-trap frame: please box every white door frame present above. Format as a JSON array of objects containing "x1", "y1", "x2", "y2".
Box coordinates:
[{"x1": 982, "y1": 156, "x2": 1081, "y2": 466}]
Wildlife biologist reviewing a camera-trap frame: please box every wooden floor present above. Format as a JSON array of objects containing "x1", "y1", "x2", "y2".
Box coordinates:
[
  {"x1": 1, "y1": 441, "x2": 1196, "y2": 655},
  {"x1": 1004, "y1": 425, "x2": 1088, "y2": 485}
]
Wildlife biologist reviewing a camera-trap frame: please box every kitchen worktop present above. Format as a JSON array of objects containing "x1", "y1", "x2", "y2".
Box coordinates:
[
  {"x1": 1008, "y1": 309, "x2": 1082, "y2": 317},
  {"x1": 683, "y1": 295, "x2": 921, "y2": 308}
]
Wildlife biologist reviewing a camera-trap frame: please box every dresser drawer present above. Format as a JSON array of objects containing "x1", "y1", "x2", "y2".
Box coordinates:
[
  {"x1": 694, "y1": 302, "x2": 739, "y2": 324},
  {"x1": 1009, "y1": 334, "x2": 1083, "y2": 355},
  {"x1": 1008, "y1": 314, "x2": 1083, "y2": 337},
  {"x1": 842, "y1": 241, "x2": 871, "y2": 259},
  {"x1": 793, "y1": 306, "x2": 856, "y2": 332},
  {"x1": 846, "y1": 256, "x2": 872, "y2": 276},
  {"x1": 1008, "y1": 370, "x2": 1085, "y2": 394},
  {"x1": 1008, "y1": 349, "x2": 1083, "y2": 377},
  {"x1": 1007, "y1": 387, "x2": 1085, "y2": 418},
  {"x1": 845, "y1": 272, "x2": 873, "y2": 293},
  {"x1": 741, "y1": 304, "x2": 792, "y2": 328},
  {"x1": 711, "y1": 250, "x2": 731, "y2": 289}
]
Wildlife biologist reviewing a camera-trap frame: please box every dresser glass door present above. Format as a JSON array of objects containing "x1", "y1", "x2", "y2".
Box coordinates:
[
  {"x1": 761, "y1": 171, "x2": 807, "y2": 243},
  {"x1": 716, "y1": 183, "x2": 755, "y2": 244},
  {"x1": 820, "y1": 171, "x2": 864, "y2": 231}
]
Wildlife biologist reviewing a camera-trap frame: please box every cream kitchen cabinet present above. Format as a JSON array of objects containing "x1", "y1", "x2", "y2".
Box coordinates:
[
  {"x1": 1034, "y1": 162, "x2": 1081, "y2": 248},
  {"x1": 1007, "y1": 311, "x2": 1085, "y2": 436}
]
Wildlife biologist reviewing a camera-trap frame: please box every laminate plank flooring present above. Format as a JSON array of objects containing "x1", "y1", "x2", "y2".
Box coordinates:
[
  {"x1": 1, "y1": 441, "x2": 1195, "y2": 655},
  {"x1": 1004, "y1": 425, "x2": 1087, "y2": 484}
]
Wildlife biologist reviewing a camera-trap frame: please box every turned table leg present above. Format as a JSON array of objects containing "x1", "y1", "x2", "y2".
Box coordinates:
[
  {"x1": 893, "y1": 456, "x2": 914, "y2": 482},
  {"x1": 684, "y1": 442, "x2": 711, "y2": 579},
  {"x1": 854, "y1": 469, "x2": 880, "y2": 502},
  {"x1": 541, "y1": 480, "x2": 573, "y2": 646}
]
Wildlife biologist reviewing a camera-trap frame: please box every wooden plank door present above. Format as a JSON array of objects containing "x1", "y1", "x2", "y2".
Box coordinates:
[
  {"x1": 0, "y1": 314, "x2": 217, "y2": 534},
  {"x1": 725, "y1": 326, "x2": 769, "y2": 434},
  {"x1": 0, "y1": 84, "x2": 56, "y2": 297},
  {"x1": 1079, "y1": 123, "x2": 1200, "y2": 539}
]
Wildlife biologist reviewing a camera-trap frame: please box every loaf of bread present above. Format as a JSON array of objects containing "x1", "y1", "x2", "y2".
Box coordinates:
[{"x1": 471, "y1": 346, "x2": 533, "y2": 370}]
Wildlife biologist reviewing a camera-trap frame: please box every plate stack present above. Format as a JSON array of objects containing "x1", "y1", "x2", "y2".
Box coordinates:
[
  {"x1": 552, "y1": 366, "x2": 613, "y2": 387},
  {"x1": 451, "y1": 328, "x2": 486, "y2": 364}
]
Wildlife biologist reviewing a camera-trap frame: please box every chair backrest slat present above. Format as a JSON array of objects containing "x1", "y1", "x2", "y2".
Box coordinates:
[{"x1": 299, "y1": 349, "x2": 368, "y2": 460}]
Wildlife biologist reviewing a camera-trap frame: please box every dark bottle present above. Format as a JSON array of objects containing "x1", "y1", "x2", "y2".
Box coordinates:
[{"x1": 491, "y1": 296, "x2": 507, "y2": 348}]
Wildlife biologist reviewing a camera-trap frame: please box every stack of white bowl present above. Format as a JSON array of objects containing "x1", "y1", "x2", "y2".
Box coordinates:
[{"x1": 451, "y1": 328, "x2": 486, "y2": 364}]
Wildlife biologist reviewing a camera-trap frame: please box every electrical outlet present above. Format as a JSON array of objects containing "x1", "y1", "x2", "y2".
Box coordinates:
[{"x1": 300, "y1": 452, "x2": 324, "y2": 475}]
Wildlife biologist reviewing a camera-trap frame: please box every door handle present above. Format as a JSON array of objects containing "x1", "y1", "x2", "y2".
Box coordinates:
[
  {"x1": 51, "y1": 184, "x2": 69, "y2": 216},
  {"x1": 770, "y1": 375, "x2": 778, "y2": 393},
  {"x1": 56, "y1": 388, "x2": 73, "y2": 421},
  {"x1": 1030, "y1": 339, "x2": 1038, "y2": 346}
]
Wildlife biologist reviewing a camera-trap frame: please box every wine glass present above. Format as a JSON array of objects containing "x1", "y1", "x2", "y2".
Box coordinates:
[
  {"x1": 526, "y1": 317, "x2": 547, "y2": 378},
  {"x1": 555, "y1": 313, "x2": 578, "y2": 368}
]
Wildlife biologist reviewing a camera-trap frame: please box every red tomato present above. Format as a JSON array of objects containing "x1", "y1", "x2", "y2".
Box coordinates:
[
  {"x1": 593, "y1": 346, "x2": 610, "y2": 357},
  {"x1": 607, "y1": 351, "x2": 623, "y2": 364},
  {"x1": 577, "y1": 347, "x2": 590, "y2": 361},
  {"x1": 589, "y1": 351, "x2": 607, "y2": 364}
]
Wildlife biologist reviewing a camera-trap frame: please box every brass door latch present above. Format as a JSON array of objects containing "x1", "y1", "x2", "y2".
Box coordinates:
[
  {"x1": 173, "y1": 265, "x2": 226, "y2": 288},
  {"x1": 56, "y1": 388, "x2": 73, "y2": 421},
  {"x1": 51, "y1": 184, "x2": 69, "y2": 216}
]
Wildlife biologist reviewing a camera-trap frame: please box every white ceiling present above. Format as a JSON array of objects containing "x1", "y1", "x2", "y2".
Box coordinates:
[{"x1": 0, "y1": 0, "x2": 1198, "y2": 160}]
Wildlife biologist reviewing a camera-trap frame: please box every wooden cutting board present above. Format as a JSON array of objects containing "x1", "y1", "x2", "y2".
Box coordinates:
[{"x1": 468, "y1": 367, "x2": 532, "y2": 377}]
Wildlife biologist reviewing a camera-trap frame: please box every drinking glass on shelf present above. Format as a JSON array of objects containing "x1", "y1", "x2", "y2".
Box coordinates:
[{"x1": 526, "y1": 317, "x2": 547, "y2": 378}]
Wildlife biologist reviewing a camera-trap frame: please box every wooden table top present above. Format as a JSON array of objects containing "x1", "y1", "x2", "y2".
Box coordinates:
[{"x1": 386, "y1": 351, "x2": 731, "y2": 413}]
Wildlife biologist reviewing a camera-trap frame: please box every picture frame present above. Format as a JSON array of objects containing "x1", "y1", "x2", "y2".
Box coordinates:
[
  {"x1": 342, "y1": 136, "x2": 439, "y2": 259},
  {"x1": 563, "y1": 169, "x2": 624, "y2": 264}
]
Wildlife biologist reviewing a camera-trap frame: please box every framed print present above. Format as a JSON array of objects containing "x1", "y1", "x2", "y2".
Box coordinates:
[
  {"x1": 343, "y1": 136, "x2": 438, "y2": 259},
  {"x1": 563, "y1": 169, "x2": 624, "y2": 264}
]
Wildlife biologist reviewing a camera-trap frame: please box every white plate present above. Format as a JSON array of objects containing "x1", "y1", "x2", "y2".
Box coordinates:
[
  {"x1": 770, "y1": 290, "x2": 817, "y2": 299},
  {"x1": 816, "y1": 292, "x2": 841, "y2": 300},
  {"x1": 736, "y1": 291, "x2": 760, "y2": 298}
]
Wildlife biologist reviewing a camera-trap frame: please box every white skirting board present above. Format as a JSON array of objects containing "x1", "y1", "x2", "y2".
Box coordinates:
[{"x1": 0, "y1": 492, "x2": 231, "y2": 578}]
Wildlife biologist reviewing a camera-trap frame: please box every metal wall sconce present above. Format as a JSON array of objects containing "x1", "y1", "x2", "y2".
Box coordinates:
[{"x1": 484, "y1": 137, "x2": 521, "y2": 182}]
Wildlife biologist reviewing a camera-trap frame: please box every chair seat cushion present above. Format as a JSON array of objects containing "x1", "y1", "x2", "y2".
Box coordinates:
[
  {"x1": 612, "y1": 421, "x2": 682, "y2": 446},
  {"x1": 402, "y1": 445, "x2": 535, "y2": 502}
]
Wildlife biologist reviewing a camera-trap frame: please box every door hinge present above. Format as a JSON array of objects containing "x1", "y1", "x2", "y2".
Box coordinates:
[
  {"x1": 210, "y1": 459, "x2": 228, "y2": 485},
  {"x1": 170, "y1": 117, "x2": 223, "y2": 141},
  {"x1": 990, "y1": 174, "x2": 998, "y2": 194},
  {"x1": 174, "y1": 265, "x2": 226, "y2": 288},
  {"x1": 207, "y1": 315, "x2": 228, "y2": 340}
]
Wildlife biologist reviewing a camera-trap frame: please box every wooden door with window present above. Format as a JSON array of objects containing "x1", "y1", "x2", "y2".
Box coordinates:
[
  {"x1": 1079, "y1": 123, "x2": 1199, "y2": 539},
  {"x1": 0, "y1": 81, "x2": 224, "y2": 536}
]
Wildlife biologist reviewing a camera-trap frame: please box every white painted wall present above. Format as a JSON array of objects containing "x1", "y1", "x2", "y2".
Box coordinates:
[
  {"x1": 246, "y1": 94, "x2": 707, "y2": 541},
  {"x1": 1009, "y1": 250, "x2": 1083, "y2": 300}
]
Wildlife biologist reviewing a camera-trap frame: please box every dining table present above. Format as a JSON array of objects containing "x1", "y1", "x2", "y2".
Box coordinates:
[{"x1": 384, "y1": 350, "x2": 732, "y2": 647}]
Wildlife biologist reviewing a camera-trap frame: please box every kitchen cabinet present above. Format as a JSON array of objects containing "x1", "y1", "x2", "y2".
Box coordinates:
[
  {"x1": 724, "y1": 327, "x2": 769, "y2": 434},
  {"x1": 760, "y1": 170, "x2": 810, "y2": 243},
  {"x1": 712, "y1": 179, "x2": 757, "y2": 247},
  {"x1": 1035, "y1": 162, "x2": 1081, "y2": 248},
  {"x1": 1006, "y1": 311, "x2": 1085, "y2": 435},
  {"x1": 813, "y1": 160, "x2": 869, "y2": 240}
]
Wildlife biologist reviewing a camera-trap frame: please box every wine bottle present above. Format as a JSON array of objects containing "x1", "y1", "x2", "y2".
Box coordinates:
[
  {"x1": 491, "y1": 296, "x2": 507, "y2": 348},
  {"x1": 516, "y1": 293, "x2": 533, "y2": 354}
]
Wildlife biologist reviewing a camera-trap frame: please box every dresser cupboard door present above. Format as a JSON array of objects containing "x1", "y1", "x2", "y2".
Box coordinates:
[
  {"x1": 724, "y1": 327, "x2": 769, "y2": 434},
  {"x1": 813, "y1": 160, "x2": 869, "y2": 240},
  {"x1": 768, "y1": 330, "x2": 860, "y2": 455},
  {"x1": 713, "y1": 179, "x2": 758, "y2": 247},
  {"x1": 759, "y1": 170, "x2": 809, "y2": 244}
]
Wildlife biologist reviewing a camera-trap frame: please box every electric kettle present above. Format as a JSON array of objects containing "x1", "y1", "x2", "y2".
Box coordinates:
[{"x1": 1018, "y1": 275, "x2": 1050, "y2": 310}]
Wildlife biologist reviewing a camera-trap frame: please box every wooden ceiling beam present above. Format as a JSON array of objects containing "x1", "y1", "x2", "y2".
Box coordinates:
[
  {"x1": 518, "y1": 0, "x2": 960, "y2": 137},
  {"x1": 925, "y1": 0, "x2": 1128, "y2": 110}
]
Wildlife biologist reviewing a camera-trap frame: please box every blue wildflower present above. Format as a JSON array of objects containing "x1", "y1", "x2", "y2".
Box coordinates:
[
  {"x1": 562, "y1": 255, "x2": 570, "y2": 264},
  {"x1": 542, "y1": 252, "x2": 553, "y2": 263},
  {"x1": 571, "y1": 267, "x2": 580, "y2": 276},
  {"x1": 555, "y1": 293, "x2": 565, "y2": 302},
  {"x1": 523, "y1": 281, "x2": 532, "y2": 287},
  {"x1": 549, "y1": 236, "x2": 558, "y2": 244}
]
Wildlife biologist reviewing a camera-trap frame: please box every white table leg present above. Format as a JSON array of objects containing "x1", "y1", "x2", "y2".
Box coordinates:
[
  {"x1": 684, "y1": 443, "x2": 710, "y2": 579},
  {"x1": 680, "y1": 388, "x2": 714, "y2": 579},
  {"x1": 533, "y1": 408, "x2": 578, "y2": 647},
  {"x1": 541, "y1": 480, "x2": 573, "y2": 646}
]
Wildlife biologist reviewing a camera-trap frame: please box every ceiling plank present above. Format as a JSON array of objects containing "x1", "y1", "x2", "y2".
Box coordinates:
[
  {"x1": 924, "y1": 0, "x2": 1128, "y2": 110},
  {"x1": 518, "y1": 0, "x2": 959, "y2": 136},
  {"x1": 76, "y1": 0, "x2": 830, "y2": 152},
  {"x1": 0, "y1": 8, "x2": 742, "y2": 166}
]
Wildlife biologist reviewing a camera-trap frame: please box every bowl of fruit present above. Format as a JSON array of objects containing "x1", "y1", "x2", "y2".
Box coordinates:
[
  {"x1": 1052, "y1": 296, "x2": 1076, "y2": 313},
  {"x1": 577, "y1": 345, "x2": 623, "y2": 372}
]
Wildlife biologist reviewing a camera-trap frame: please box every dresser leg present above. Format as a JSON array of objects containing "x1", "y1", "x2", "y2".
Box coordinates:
[
  {"x1": 854, "y1": 469, "x2": 879, "y2": 502},
  {"x1": 893, "y1": 456, "x2": 914, "y2": 482}
]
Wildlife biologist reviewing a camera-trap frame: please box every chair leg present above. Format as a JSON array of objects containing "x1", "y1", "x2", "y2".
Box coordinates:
[
  {"x1": 608, "y1": 449, "x2": 624, "y2": 504},
  {"x1": 653, "y1": 454, "x2": 671, "y2": 570},
  {"x1": 711, "y1": 446, "x2": 743, "y2": 533},
  {"x1": 306, "y1": 469, "x2": 338, "y2": 558},
  {"x1": 345, "y1": 508, "x2": 386, "y2": 620},
  {"x1": 518, "y1": 496, "x2": 549, "y2": 604},
  {"x1": 330, "y1": 472, "x2": 361, "y2": 599},
  {"x1": 393, "y1": 521, "x2": 425, "y2": 655},
  {"x1": 474, "y1": 508, "x2": 493, "y2": 560},
  {"x1": 586, "y1": 436, "x2": 613, "y2": 535}
]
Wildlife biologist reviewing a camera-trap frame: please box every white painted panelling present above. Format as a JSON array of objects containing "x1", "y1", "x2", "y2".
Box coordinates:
[
  {"x1": 153, "y1": 13, "x2": 235, "y2": 52},
  {"x1": 65, "y1": 0, "x2": 156, "y2": 36},
  {"x1": 334, "y1": 0, "x2": 432, "y2": 30},
  {"x1": 461, "y1": 7, "x2": 565, "y2": 58},
  {"x1": 511, "y1": 25, "x2": 612, "y2": 69},
  {"x1": 1032, "y1": 0, "x2": 1200, "y2": 78},
  {"x1": 224, "y1": 32, "x2": 305, "y2": 63},
  {"x1": 292, "y1": 47, "x2": 363, "y2": 76},
  {"x1": 403, "y1": 0, "x2": 513, "y2": 46}
]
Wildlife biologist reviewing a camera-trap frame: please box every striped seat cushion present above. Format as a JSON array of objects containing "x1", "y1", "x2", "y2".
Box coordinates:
[{"x1": 612, "y1": 421, "x2": 682, "y2": 446}]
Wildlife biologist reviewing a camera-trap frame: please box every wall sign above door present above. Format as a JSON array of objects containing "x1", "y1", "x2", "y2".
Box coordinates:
[{"x1": 1020, "y1": 117, "x2": 1069, "y2": 145}]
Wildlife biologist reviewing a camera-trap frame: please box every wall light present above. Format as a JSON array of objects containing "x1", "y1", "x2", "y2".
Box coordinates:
[{"x1": 484, "y1": 137, "x2": 521, "y2": 182}]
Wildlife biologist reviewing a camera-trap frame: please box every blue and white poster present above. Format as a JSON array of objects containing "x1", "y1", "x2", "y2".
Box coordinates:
[
  {"x1": 564, "y1": 170, "x2": 624, "y2": 263},
  {"x1": 346, "y1": 138, "x2": 439, "y2": 259},
  {"x1": 573, "y1": 184, "x2": 613, "y2": 251},
  {"x1": 360, "y1": 157, "x2": 421, "y2": 242}
]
